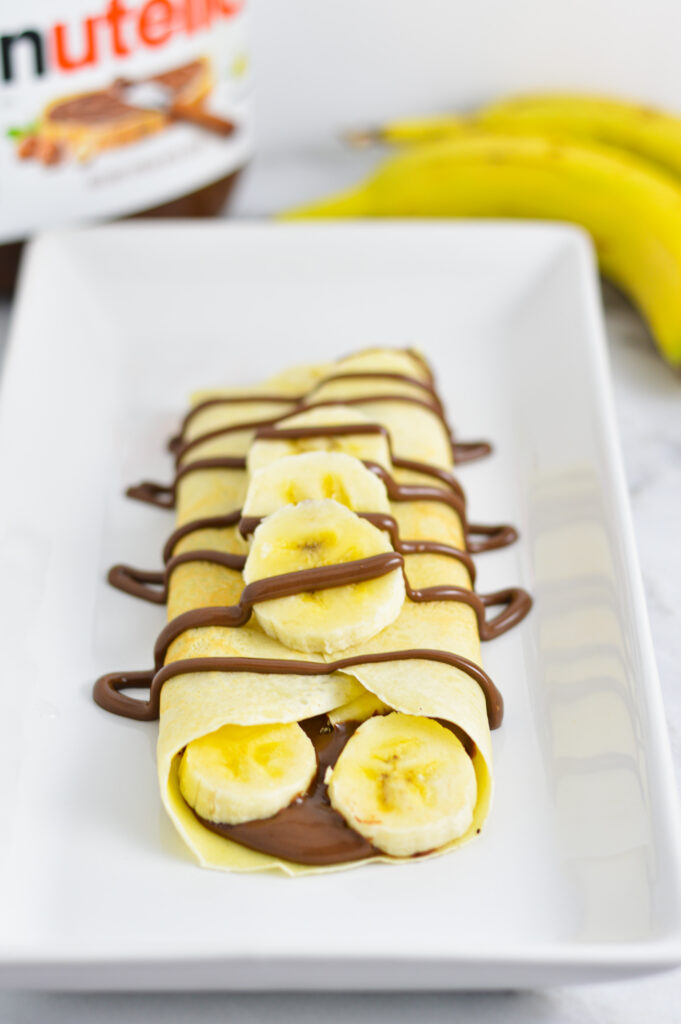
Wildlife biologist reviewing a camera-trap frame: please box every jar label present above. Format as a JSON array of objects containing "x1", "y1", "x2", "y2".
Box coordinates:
[{"x1": 0, "y1": 0, "x2": 253, "y2": 242}]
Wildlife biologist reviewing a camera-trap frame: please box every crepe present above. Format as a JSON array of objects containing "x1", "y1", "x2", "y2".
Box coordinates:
[{"x1": 96, "y1": 347, "x2": 527, "y2": 875}]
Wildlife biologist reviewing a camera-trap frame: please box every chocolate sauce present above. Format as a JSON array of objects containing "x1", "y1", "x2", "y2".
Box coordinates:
[
  {"x1": 239, "y1": 509, "x2": 478, "y2": 583},
  {"x1": 198, "y1": 716, "x2": 376, "y2": 865},
  {"x1": 126, "y1": 456, "x2": 246, "y2": 508},
  {"x1": 127, "y1": 426, "x2": 516, "y2": 554},
  {"x1": 169, "y1": 396, "x2": 298, "y2": 453},
  {"x1": 173, "y1": 366, "x2": 442, "y2": 446},
  {"x1": 162, "y1": 512, "x2": 243, "y2": 563},
  {"x1": 94, "y1": 648, "x2": 504, "y2": 728},
  {"x1": 108, "y1": 549, "x2": 247, "y2": 605},
  {"x1": 109, "y1": 509, "x2": 530, "y2": 637},
  {"x1": 169, "y1": 369, "x2": 483, "y2": 467}
]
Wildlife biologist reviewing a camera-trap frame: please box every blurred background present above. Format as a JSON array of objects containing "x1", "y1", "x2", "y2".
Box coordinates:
[{"x1": 250, "y1": 0, "x2": 681, "y2": 150}]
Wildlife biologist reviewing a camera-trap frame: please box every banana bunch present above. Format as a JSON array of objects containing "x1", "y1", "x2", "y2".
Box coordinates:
[{"x1": 288, "y1": 93, "x2": 681, "y2": 367}]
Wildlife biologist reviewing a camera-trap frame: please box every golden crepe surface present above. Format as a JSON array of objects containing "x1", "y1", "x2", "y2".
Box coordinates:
[{"x1": 94, "y1": 348, "x2": 532, "y2": 874}]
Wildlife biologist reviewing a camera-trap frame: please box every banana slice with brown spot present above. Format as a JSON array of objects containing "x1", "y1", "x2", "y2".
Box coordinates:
[{"x1": 327, "y1": 713, "x2": 477, "y2": 856}]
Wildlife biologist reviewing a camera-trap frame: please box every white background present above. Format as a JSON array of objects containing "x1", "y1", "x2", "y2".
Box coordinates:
[{"x1": 250, "y1": 0, "x2": 681, "y2": 150}]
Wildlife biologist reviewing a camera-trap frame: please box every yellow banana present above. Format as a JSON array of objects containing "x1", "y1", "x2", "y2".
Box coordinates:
[
  {"x1": 352, "y1": 93, "x2": 681, "y2": 185},
  {"x1": 286, "y1": 134, "x2": 681, "y2": 366}
]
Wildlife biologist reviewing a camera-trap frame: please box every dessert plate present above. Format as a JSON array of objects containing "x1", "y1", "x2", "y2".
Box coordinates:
[{"x1": 0, "y1": 222, "x2": 679, "y2": 990}]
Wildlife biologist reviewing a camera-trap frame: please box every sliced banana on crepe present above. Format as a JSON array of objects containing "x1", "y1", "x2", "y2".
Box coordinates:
[
  {"x1": 309, "y1": 349, "x2": 433, "y2": 404},
  {"x1": 247, "y1": 404, "x2": 392, "y2": 474},
  {"x1": 243, "y1": 499, "x2": 405, "y2": 654},
  {"x1": 327, "y1": 713, "x2": 477, "y2": 857},
  {"x1": 327, "y1": 686, "x2": 391, "y2": 725},
  {"x1": 243, "y1": 450, "x2": 390, "y2": 520},
  {"x1": 178, "y1": 722, "x2": 316, "y2": 825},
  {"x1": 331, "y1": 348, "x2": 431, "y2": 381}
]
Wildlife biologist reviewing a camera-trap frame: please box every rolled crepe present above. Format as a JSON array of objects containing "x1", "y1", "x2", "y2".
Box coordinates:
[{"x1": 156, "y1": 349, "x2": 495, "y2": 874}]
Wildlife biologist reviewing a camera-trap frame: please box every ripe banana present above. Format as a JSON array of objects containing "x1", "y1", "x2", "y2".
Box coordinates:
[
  {"x1": 247, "y1": 404, "x2": 393, "y2": 475},
  {"x1": 243, "y1": 450, "x2": 390, "y2": 520},
  {"x1": 178, "y1": 722, "x2": 316, "y2": 825},
  {"x1": 356, "y1": 93, "x2": 681, "y2": 185},
  {"x1": 328, "y1": 347, "x2": 431, "y2": 381},
  {"x1": 287, "y1": 134, "x2": 681, "y2": 366},
  {"x1": 243, "y1": 499, "x2": 405, "y2": 654},
  {"x1": 327, "y1": 712, "x2": 477, "y2": 857},
  {"x1": 327, "y1": 686, "x2": 391, "y2": 725}
]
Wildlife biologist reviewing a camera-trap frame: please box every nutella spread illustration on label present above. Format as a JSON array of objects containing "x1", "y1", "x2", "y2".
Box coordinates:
[{"x1": 0, "y1": 1, "x2": 253, "y2": 243}]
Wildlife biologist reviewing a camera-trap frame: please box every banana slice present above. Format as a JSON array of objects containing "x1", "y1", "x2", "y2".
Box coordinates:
[
  {"x1": 247, "y1": 405, "x2": 392, "y2": 475},
  {"x1": 309, "y1": 349, "x2": 433, "y2": 404},
  {"x1": 242, "y1": 451, "x2": 390, "y2": 521},
  {"x1": 327, "y1": 686, "x2": 391, "y2": 725},
  {"x1": 243, "y1": 499, "x2": 405, "y2": 654},
  {"x1": 327, "y1": 713, "x2": 477, "y2": 857},
  {"x1": 178, "y1": 722, "x2": 316, "y2": 825}
]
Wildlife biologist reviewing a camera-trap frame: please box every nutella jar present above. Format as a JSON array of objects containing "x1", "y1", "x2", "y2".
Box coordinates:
[{"x1": 0, "y1": 0, "x2": 253, "y2": 291}]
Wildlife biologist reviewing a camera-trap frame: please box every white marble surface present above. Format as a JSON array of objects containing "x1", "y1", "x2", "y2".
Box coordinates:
[{"x1": 0, "y1": 150, "x2": 680, "y2": 1022}]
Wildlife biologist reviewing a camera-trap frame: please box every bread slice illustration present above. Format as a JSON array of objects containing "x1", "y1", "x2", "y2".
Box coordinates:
[{"x1": 40, "y1": 57, "x2": 214, "y2": 161}]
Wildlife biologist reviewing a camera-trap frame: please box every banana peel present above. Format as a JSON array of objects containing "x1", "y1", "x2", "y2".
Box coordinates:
[{"x1": 285, "y1": 133, "x2": 681, "y2": 367}]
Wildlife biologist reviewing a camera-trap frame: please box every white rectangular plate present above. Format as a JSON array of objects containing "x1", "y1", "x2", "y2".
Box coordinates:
[{"x1": 0, "y1": 222, "x2": 680, "y2": 991}]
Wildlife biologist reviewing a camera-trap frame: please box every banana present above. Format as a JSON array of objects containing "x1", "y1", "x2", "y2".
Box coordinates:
[
  {"x1": 243, "y1": 499, "x2": 405, "y2": 654},
  {"x1": 242, "y1": 451, "x2": 390, "y2": 521},
  {"x1": 287, "y1": 133, "x2": 681, "y2": 366},
  {"x1": 331, "y1": 347, "x2": 432, "y2": 381},
  {"x1": 327, "y1": 686, "x2": 391, "y2": 725},
  {"x1": 247, "y1": 404, "x2": 393, "y2": 475},
  {"x1": 327, "y1": 712, "x2": 477, "y2": 857},
  {"x1": 178, "y1": 722, "x2": 316, "y2": 825},
  {"x1": 357, "y1": 94, "x2": 681, "y2": 186}
]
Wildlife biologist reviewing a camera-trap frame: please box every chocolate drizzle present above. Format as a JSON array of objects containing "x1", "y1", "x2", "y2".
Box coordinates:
[
  {"x1": 126, "y1": 425, "x2": 516, "y2": 553},
  {"x1": 108, "y1": 549, "x2": 247, "y2": 605},
  {"x1": 94, "y1": 648, "x2": 504, "y2": 728},
  {"x1": 127, "y1": 456, "x2": 246, "y2": 508},
  {"x1": 168, "y1": 367, "x2": 489, "y2": 467}
]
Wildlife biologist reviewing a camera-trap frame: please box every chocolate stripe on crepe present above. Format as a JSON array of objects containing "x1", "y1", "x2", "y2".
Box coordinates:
[
  {"x1": 109, "y1": 505, "x2": 530, "y2": 626},
  {"x1": 171, "y1": 370, "x2": 444, "y2": 451},
  {"x1": 112, "y1": 546, "x2": 530, "y2": 635},
  {"x1": 239, "y1": 510, "x2": 479, "y2": 578},
  {"x1": 126, "y1": 456, "x2": 247, "y2": 508},
  {"x1": 108, "y1": 550, "x2": 248, "y2": 604},
  {"x1": 94, "y1": 648, "x2": 504, "y2": 728},
  {"x1": 169, "y1": 395, "x2": 299, "y2": 453},
  {"x1": 104, "y1": 549, "x2": 530, "y2": 717},
  {"x1": 125, "y1": 429, "x2": 513, "y2": 551},
  {"x1": 174, "y1": 392, "x2": 455, "y2": 465},
  {"x1": 170, "y1": 355, "x2": 487, "y2": 464},
  {"x1": 172, "y1": 364, "x2": 442, "y2": 445},
  {"x1": 109, "y1": 509, "x2": 479, "y2": 604},
  {"x1": 147, "y1": 556, "x2": 530, "y2": 661}
]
